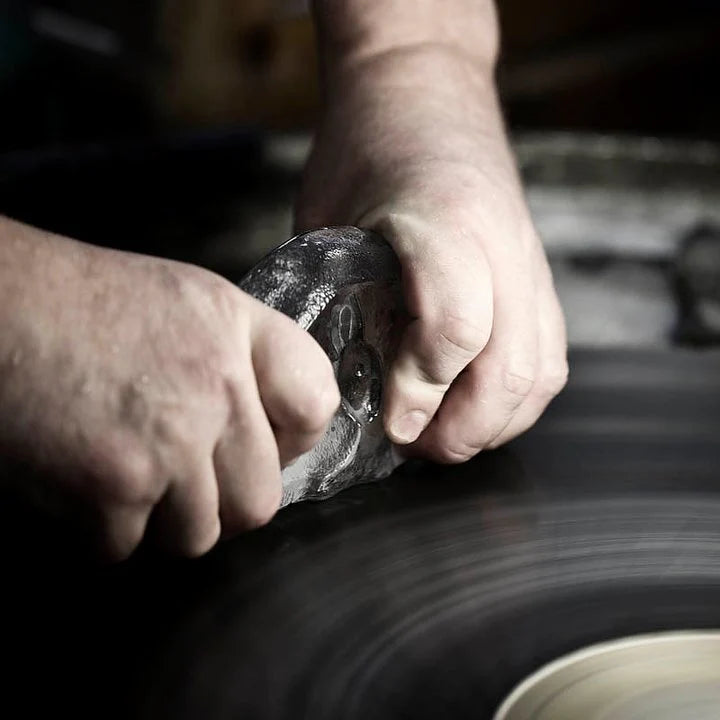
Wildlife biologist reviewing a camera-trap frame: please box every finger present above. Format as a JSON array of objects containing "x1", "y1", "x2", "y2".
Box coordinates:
[
  {"x1": 100, "y1": 503, "x2": 152, "y2": 562},
  {"x1": 381, "y1": 231, "x2": 494, "y2": 445},
  {"x1": 213, "y1": 370, "x2": 283, "y2": 536},
  {"x1": 486, "y1": 258, "x2": 568, "y2": 448},
  {"x1": 151, "y1": 455, "x2": 221, "y2": 558},
  {"x1": 410, "y1": 253, "x2": 538, "y2": 463},
  {"x1": 251, "y1": 309, "x2": 340, "y2": 466}
]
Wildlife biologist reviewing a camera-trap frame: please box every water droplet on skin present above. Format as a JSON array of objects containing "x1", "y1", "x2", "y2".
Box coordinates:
[{"x1": 140, "y1": 374, "x2": 150, "y2": 385}]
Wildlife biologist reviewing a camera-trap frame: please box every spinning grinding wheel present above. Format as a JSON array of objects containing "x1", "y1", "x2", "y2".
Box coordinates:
[
  {"x1": 3, "y1": 350, "x2": 720, "y2": 720},
  {"x1": 240, "y1": 226, "x2": 403, "y2": 505}
]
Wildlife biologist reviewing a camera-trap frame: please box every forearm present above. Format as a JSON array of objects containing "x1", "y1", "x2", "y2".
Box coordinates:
[
  {"x1": 303, "y1": 1, "x2": 515, "y2": 225},
  {"x1": 311, "y1": 0, "x2": 499, "y2": 77},
  {"x1": 309, "y1": 0, "x2": 505, "y2": 161}
]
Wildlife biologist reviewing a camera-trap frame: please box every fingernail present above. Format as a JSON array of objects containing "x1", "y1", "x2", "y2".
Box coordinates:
[{"x1": 389, "y1": 410, "x2": 428, "y2": 444}]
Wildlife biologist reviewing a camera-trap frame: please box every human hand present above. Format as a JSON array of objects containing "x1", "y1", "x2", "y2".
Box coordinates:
[
  {"x1": 297, "y1": 46, "x2": 567, "y2": 461},
  {"x1": 0, "y1": 219, "x2": 339, "y2": 559}
]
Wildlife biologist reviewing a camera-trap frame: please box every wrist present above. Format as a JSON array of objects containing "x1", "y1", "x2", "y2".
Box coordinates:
[
  {"x1": 315, "y1": 43, "x2": 506, "y2": 171},
  {"x1": 312, "y1": 0, "x2": 499, "y2": 82}
]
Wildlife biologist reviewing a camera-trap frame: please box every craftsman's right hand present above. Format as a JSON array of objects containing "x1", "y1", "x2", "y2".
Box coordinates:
[{"x1": 0, "y1": 218, "x2": 340, "y2": 560}]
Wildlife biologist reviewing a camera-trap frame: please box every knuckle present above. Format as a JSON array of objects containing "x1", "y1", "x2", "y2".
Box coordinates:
[
  {"x1": 195, "y1": 267, "x2": 241, "y2": 314},
  {"x1": 501, "y1": 366, "x2": 536, "y2": 400},
  {"x1": 151, "y1": 409, "x2": 201, "y2": 449},
  {"x1": 290, "y1": 354, "x2": 340, "y2": 433},
  {"x1": 92, "y1": 437, "x2": 159, "y2": 506},
  {"x1": 414, "y1": 313, "x2": 490, "y2": 389},
  {"x1": 411, "y1": 363, "x2": 453, "y2": 391},
  {"x1": 160, "y1": 262, "x2": 240, "y2": 324},
  {"x1": 275, "y1": 330, "x2": 340, "y2": 433},
  {"x1": 437, "y1": 312, "x2": 490, "y2": 363},
  {"x1": 292, "y1": 384, "x2": 339, "y2": 434},
  {"x1": 537, "y1": 360, "x2": 569, "y2": 398}
]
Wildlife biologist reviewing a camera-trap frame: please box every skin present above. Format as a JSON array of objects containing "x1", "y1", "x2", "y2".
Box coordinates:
[
  {"x1": 302, "y1": 0, "x2": 568, "y2": 459},
  {"x1": 0, "y1": 218, "x2": 339, "y2": 560},
  {"x1": 0, "y1": 0, "x2": 567, "y2": 559}
]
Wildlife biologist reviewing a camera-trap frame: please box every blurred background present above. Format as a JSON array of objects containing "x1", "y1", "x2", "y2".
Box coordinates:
[{"x1": 1, "y1": 0, "x2": 720, "y2": 347}]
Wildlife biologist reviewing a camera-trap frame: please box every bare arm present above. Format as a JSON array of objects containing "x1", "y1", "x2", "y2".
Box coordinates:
[
  {"x1": 0, "y1": 215, "x2": 338, "y2": 559},
  {"x1": 300, "y1": 1, "x2": 567, "y2": 458},
  {"x1": 312, "y1": 0, "x2": 499, "y2": 70}
]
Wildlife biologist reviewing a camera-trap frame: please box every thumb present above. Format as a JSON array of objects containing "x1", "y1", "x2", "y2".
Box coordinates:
[{"x1": 383, "y1": 257, "x2": 494, "y2": 445}]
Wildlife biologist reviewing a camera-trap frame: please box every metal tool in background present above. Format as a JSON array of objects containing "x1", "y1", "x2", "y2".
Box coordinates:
[{"x1": 239, "y1": 226, "x2": 404, "y2": 506}]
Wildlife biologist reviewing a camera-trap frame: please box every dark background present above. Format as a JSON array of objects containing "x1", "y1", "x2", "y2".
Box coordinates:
[{"x1": 1, "y1": 0, "x2": 719, "y2": 152}]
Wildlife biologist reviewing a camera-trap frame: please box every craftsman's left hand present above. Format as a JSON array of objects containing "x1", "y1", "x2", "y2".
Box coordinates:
[{"x1": 296, "y1": 45, "x2": 568, "y2": 461}]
